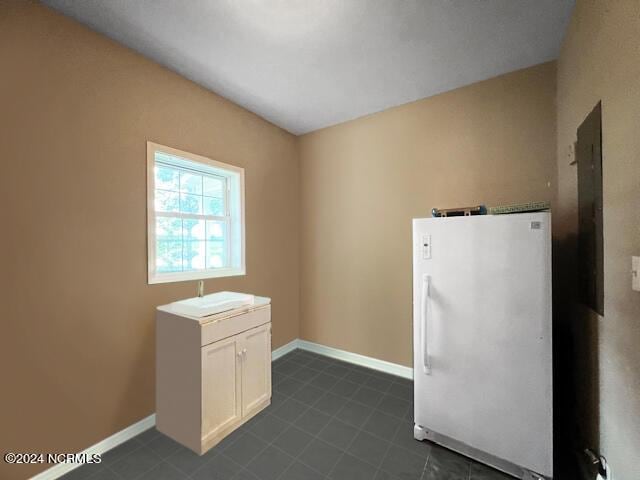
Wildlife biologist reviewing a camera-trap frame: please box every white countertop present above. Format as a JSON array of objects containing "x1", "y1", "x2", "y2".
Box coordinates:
[{"x1": 157, "y1": 295, "x2": 271, "y2": 325}]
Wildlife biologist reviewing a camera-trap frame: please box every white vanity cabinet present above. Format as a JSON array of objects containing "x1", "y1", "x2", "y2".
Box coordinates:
[{"x1": 156, "y1": 297, "x2": 271, "y2": 454}]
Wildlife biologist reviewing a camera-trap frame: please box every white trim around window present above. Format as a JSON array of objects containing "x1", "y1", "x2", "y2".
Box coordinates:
[{"x1": 146, "y1": 142, "x2": 245, "y2": 284}]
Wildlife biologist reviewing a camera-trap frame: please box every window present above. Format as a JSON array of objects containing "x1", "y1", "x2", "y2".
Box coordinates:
[{"x1": 147, "y1": 142, "x2": 245, "y2": 284}]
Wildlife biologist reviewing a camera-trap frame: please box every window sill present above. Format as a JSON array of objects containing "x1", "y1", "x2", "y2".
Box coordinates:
[{"x1": 148, "y1": 268, "x2": 246, "y2": 285}]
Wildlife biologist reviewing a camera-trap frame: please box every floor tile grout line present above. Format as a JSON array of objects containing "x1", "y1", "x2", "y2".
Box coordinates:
[
  {"x1": 105, "y1": 439, "x2": 168, "y2": 480},
  {"x1": 260, "y1": 386, "x2": 362, "y2": 478},
  {"x1": 138, "y1": 452, "x2": 174, "y2": 479},
  {"x1": 256, "y1": 353, "x2": 403, "y2": 480},
  {"x1": 370, "y1": 390, "x2": 409, "y2": 479},
  {"x1": 151, "y1": 458, "x2": 187, "y2": 478},
  {"x1": 274, "y1": 351, "x2": 413, "y2": 436},
  {"x1": 273, "y1": 370, "x2": 381, "y2": 479},
  {"x1": 163, "y1": 460, "x2": 195, "y2": 478},
  {"x1": 277, "y1": 347, "x2": 413, "y2": 387},
  {"x1": 98, "y1": 426, "x2": 183, "y2": 479},
  {"x1": 192, "y1": 349, "x2": 406, "y2": 480},
  {"x1": 418, "y1": 441, "x2": 434, "y2": 480},
  {"x1": 208, "y1": 364, "x2": 359, "y2": 480},
  {"x1": 100, "y1": 464, "x2": 127, "y2": 480},
  {"x1": 278, "y1": 351, "x2": 375, "y2": 377},
  {"x1": 273, "y1": 360, "x2": 412, "y2": 417},
  {"x1": 275, "y1": 359, "x2": 355, "y2": 382},
  {"x1": 100, "y1": 440, "x2": 148, "y2": 469},
  {"x1": 322, "y1": 379, "x2": 386, "y2": 480},
  {"x1": 184, "y1": 423, "x2": 257, "y2": 478},
  {"x1": 284, "y1": 351, "x2": 423, "y2": 479},
  {"x1": 350, "y1": 379, "x2": 411, "y2": 478},
  {"x1": 274, "y1": 362, "x2": 412, "y2": 405},
  {"x1": 75, "y1": 350, "x2": 465, "y2": 480},
  {"x1": 189, "y1": 349, "x2": 410, "y2": 480}
]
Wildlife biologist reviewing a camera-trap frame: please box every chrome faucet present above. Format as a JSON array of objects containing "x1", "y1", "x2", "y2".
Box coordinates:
[{"x1": 197, "y1": 280, "x2": 204, "y2": 298}]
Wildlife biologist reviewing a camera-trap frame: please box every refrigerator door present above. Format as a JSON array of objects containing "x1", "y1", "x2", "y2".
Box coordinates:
[{"x1": 412, "y1": 213, "x2": 552, "y2": 478}]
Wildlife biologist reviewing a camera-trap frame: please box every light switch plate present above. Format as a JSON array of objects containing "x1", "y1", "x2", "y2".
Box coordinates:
[{"x1": 633, "y1": 256, "x2": 640, "y2": 292}]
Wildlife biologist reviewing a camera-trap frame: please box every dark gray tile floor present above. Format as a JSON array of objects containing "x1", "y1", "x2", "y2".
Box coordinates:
[{"x1": 62, "y1": 349, "x2": 512, "y2": 480}]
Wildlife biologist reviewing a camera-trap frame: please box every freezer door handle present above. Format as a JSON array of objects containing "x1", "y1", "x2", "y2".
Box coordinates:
[{"x1": 421, "y1": 274, "x2": 432, "y2": 374}]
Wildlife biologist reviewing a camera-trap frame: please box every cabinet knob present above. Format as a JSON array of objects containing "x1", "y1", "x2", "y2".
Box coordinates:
[{"x1": 237, "y1": 351, "x2": 243, "y2": 358}]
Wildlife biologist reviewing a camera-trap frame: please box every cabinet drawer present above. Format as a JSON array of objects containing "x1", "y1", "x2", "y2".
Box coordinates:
[{"x1": 201, "y1": 305, "x2": 270, "y2": 346}]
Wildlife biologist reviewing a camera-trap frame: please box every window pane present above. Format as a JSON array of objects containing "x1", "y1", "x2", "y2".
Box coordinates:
[
  {"x1": 204, "y1": 196, "x2": 225, "y2": 216},
  {"x1": 183, "y1": 241, "x2": 206, "y2": 271},
  {"x1": 156, "y1": 241, "x2": 182, "y2": 273},
  {"x1": 156, "y1": 217, "x2": 182, "y2": 241},
  {"x1": 206, "y1": 221, "x2": 227, "y2": 268},
  {"x1": 180, "y1": 172, "x2": 202, "y2": 195},
  {"x1": 206, "y1": 240, "x2": 226, "y2": 268},
  {"x1": 155, "y1": 190, "x2": 179, "y2": 212},
  {"x1": 183, "y1": 219, "x2": 205, "y2": 241},
  {"x1": 206, "y1": 220, "x2": 225, "y2": 241},
  {"x1": 155, "y1": 165, "x2": 179, "y2": 191},
  {"x1": 180, "y1": 193, "x2": 202, "y2": 214},
  {"x1": 203, "y1": 176, "x2": 225, "y2": 198}
]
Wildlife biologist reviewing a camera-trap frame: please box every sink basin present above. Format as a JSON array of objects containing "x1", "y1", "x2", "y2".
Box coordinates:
[{"x1": 169, "y1": 291, "x2": 255, "y2": 318}]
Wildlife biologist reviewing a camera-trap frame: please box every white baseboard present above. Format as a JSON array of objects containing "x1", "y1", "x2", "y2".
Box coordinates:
[
  {"x1": 297, "y1": 339, "x2": 414, "y2": 380},
  {"x1": 34, "y1": 339, "x2": 411, "y2": 479},
  {"x1": 31, "y1": 414, "x2": 156, "y2": 480},
  {"x1": 271, "y1": 338, "x2": 299, "y2": 361}
]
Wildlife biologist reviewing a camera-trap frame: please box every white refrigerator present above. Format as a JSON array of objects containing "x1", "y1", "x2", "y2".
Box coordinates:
[{"x1": 412, "y1": 213, "x2": 553, "y2": 480}]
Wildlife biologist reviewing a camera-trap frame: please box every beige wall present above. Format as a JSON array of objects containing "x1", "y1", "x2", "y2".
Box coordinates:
[
  {"x1": 5, "y1": 1, "x2": 638, "y2": 478},
  {"x1": 298, "y1": 62, "x2": 557, "y2": 367},
  {"x1": 0, "y1": 3, "x2": 299, "y2": 479},
  {"x1": 556, "y1": 1, "x2": 640, "y2": 479}
]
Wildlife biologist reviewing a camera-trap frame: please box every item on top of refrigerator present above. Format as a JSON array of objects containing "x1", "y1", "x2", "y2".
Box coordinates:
[
  {"x1": 431, "y1": 205, "x2": 487, "y2": 217},
  {"x1": 488, "y1": 201, "x2": 550, "y2": 215}
]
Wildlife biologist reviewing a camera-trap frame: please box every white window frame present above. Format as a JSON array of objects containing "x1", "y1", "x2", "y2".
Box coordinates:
[{"x1": 147, "y1": 141, "x2": 245, "y2": 284}]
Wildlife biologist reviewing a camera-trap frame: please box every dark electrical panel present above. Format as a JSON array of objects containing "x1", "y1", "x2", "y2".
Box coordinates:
[{"x1": 577, "y1": 102, "x2": 604, "y2": 315}]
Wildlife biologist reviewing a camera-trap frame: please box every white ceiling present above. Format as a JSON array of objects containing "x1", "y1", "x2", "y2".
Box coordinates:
[{"x1": 42, "y1": 0, "x2": 574, "y2": 135}]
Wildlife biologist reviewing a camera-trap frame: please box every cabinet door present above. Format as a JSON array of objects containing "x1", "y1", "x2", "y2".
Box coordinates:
[
  {"x1": 201, "y1": 335, "x2": 242, "y2": 442},
  {"x1": 240, "y1": 323, "x2": 272, "y2": 417}
]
